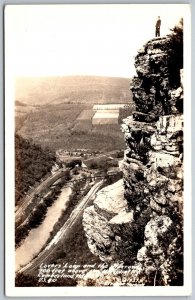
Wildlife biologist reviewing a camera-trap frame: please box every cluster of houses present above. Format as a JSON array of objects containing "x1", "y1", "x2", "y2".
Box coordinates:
[{"x1": 56, "y1": 148, "x2": 102, "y2": 160}]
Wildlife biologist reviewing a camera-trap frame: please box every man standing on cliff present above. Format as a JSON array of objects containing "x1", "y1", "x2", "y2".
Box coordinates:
[{"x1": 155, "y1": 16, "x2": 161, "y2": 37}]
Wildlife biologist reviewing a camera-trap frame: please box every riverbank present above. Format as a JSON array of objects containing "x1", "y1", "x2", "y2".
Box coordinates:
[{"x1": 16, "y1": 187, "x2": 72, "y2": 271}]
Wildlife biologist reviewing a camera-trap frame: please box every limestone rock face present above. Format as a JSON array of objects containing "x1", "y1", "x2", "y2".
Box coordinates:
[
  {"x1": 78, "y1": 262, "x2": 146, "y2": 287},
  {"x1": 137, "y1": 216, "x2": 179, "y2": 285},
  {"x1": 82, "y1": 35, "x2": 183, "y2": 286},
  {"x1": 131, "y1": 37, "x2": 183, "y2": 116},
  {"x1": 83, "y1": 180, "x2": 137, "y2": 263}
]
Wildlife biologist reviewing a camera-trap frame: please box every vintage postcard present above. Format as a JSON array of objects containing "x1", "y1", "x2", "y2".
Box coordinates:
[{"x1": 5, "y1": 4, "x2": 191, "y2": 297}]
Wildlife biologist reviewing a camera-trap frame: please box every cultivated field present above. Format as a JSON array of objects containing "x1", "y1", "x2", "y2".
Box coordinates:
[
  {"x1": 92, "y1": 110, "x2": 119, "y2": 125},
  {"x1": 17, "y1": 103, "x2": 128, "y2": 151},
  {"x1": 15, "y1": 76, "x2": 134, "y2": 152},
  {"x1": 76, "y1": 109, "x2": 95, "y2": 120}
]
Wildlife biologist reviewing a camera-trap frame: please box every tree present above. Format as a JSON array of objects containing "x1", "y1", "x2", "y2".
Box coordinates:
[
  {"x1": 15, "y1": 134, "x2": 56, "y2": 204},
  {"x1": 167, "y1": 18, "x2": 183, "y2": 88}
]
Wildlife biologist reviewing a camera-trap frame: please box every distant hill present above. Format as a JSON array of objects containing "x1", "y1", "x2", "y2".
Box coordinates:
[
  {"x1": 15, "y1": 76, "x2": 132, "y2": 106},
  {"x1": 15, "y1": 100, "x2": 27, "y2": 106}
]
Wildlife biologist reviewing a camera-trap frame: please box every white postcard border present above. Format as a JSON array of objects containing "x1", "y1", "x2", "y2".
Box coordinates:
[{"x1": 5, "y1": 4, "x2": 192, "y2": 297}]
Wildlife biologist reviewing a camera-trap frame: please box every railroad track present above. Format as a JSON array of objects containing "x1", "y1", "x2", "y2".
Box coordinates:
[
  {"x1": 15, "y1": 170, "x2": 67, "y2": 225},
  {"x1": 18, "y1": 180, "x2": 104, "y2": 275}
]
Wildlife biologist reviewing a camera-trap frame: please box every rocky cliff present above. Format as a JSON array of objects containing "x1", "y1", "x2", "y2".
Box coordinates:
[{"x1": 82, "y1": 31, "x2": 183, "y2": 286}]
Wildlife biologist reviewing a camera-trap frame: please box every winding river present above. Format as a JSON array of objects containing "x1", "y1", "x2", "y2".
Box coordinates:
[{"x1": 15, "y1": 187, "x2": 72, "y2": 272}]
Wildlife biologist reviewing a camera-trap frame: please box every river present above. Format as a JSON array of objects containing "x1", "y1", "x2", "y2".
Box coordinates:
[{"x1": 15, "y1": 186, "x2": 72, "y2": 272}]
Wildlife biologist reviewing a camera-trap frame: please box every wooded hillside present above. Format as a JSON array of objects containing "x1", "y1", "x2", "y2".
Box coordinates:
[{"x1": 15, "y1": 134, "x2": 56, "y2": 204}]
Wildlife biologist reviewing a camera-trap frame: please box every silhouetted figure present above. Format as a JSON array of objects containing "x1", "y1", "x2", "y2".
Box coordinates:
[{"x1": 155, "y1": 16, "x2": 161, "y2": 37}]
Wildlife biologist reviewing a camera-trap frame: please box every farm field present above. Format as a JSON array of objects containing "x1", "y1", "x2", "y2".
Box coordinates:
[
  {"x1": 15, "y1": 76, "x2": 134, "y2": 152},
  {"x1": 92, "y1": 110, "x2": 119, "y2": 125},
  {"x1": 76, "y1": 109, "x2": 95, "y2": 120},
  {"x1": 72, "y1": 109, "x2": 95, "y2": 133},
  {"x1": 17, "y1": 102, "x2": 131, "y2": 152}
]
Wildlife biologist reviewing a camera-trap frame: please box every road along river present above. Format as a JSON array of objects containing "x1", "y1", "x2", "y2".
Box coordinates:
[
  {"x1": 15, "y1": 187, "x2": 72, "y2": 272},
  {"x1": 18, "y1": 180, "x2": 104, "y2": 275},
  {"x1": 15, "y1": 169, "x2": 68, "y2": 227}
]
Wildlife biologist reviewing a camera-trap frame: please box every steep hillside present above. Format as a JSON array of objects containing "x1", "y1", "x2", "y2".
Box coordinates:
[{"x1": 15, "y1": 134, "x2": 56, "y2": 204}]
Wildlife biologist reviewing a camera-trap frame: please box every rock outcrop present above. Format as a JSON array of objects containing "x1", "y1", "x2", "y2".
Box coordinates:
[
  {"x1": 82, "y1": 32, "x2": 183, "y2": 286},
  {"x1": 83, "y1": 180, "x2": 136, "y2": 263},
  {"x1": 131, "y1": 36, "x2": 183, "y2": 117}
]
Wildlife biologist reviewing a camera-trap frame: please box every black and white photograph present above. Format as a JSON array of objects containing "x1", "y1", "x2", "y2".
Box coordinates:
[{"x1": 5, "y1": 4, "x2": 191, "y2": 296}]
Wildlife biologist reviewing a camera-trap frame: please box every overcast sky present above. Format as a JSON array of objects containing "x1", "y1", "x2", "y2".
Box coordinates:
[{"x1": 5, "y1": 4, "x2": 189, "y2": 78}]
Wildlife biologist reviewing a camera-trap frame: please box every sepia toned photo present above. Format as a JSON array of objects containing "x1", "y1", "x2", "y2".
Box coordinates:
[{"x1": 5, "y1": 4, "x2": 191, "y2": 297}]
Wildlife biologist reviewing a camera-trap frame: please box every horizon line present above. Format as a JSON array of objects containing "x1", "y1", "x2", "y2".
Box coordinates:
[{"x1": 15, "y1": 74, "x2": 133, "y2": 80}]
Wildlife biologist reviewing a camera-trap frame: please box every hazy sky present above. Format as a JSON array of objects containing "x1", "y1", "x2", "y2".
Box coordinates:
[{"x1": 5, "y1": 4, "x2": 189, "y2": 78}]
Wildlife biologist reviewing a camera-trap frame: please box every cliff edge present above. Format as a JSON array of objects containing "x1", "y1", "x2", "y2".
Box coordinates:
[{"x1": 82, "y1": 31, "x2": 183, "y2": 286}]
